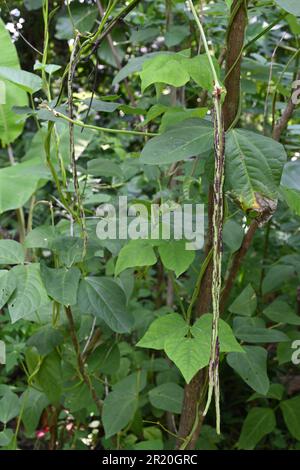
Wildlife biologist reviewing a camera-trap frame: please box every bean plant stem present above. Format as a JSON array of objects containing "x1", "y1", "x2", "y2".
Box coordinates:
[{"x1": 188, "y1": 0, "x2": 226, "y2": 434}]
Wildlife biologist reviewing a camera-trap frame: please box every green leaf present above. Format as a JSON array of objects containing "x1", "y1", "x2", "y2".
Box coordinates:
[
  {"x1": 88, "y1": 343, "x2": 120, "y2": 375},
  {"x1": 140, "y1": 54, "x2": 190, "y2": 92},
  {"x1": 263, "y1": 299, "x2": 300, "y2": 325},
  {"x1": 149, "y1": 383, "x2": 183, "y2": 414},
  {"x1": 192, "y1": 314, "x2": 244, "y2": 353},
  {"x1": 77, "y1": 277, "x2": 134, "y2": 333},
  {"x1": 164, "y1": 336, "x2": 209, "y2": 383},
  {"x1": 159, "y1": 107, "x2": 208, "y2": 132},
  {"x1": 223, "y1": 219, "x2": 244, "y2": 253},
  {"x1": 115, "y1": 240, "x2": 157, "y2": 276},
  {"x1": 102, "y1": 373, "x2": 144, "y2": 438},
  {"x1": 165, "y1": 26, "x2": 189, "y2": 48},
  {"x1": 229, "y1": 284, "x2": 257, "y2": 316},
  {"x1": 137, "y1": 313, "x2": 188, "y2": 350},
  {"x1": 0, "y1": 240, "x2": 25, "y2": 265},
  {"x1": 280, "y1": 161, "x2": 300, "y2": 215},
  {"x1": 0, "y1": 18, "x2": 27, "y2": 145},
  {"x1": 280, "y1": 395, "x2": 300, "y2": 440},
  {"x1": 40, "y1": 265, "x2": 81, "y2": 306},
  {"x1": 55, "y1": 4, "x2": 97, "y2": 40},
  {"x1": 112, "y1": 52, "x2": 162, "y2": 86},
  {"x1": 0, "y1": 66, "x2": 42, "y2": 94},
  {"x1": 50, "y1": 236, "x2": 85, "y2": 267},
  {"x1": 187, "y1": 54, "x2": 220, "y2": 92},
  {"x1": 27, "y1": 326, "x2": 64, "y2": 356},
  {"x1": 25, "y1": 225, "x2": 58, "y2": 249},
  {"x1": 275, "y1": 0, "x2": 300, "y2": 16},
  {"x1": 8, "y1": 264, "x2": 49, "y2": 323},
  {"x1": 158, "y1": 240, "x2": 195, "y2": 277},
  {"x1": 140, "y1": 119, "x2": 214, "y2": 165},
  {"x1": 87, "y1": 158, "x2": 123, "y2": 179},
  {"x1": 234, "y1": 321, "x2": 289, "y2": 343},
  {"x1": 0, "y1": 270, "x2": 16, "y2": 309},
  {"x1": 22, "y1": 388, "x2": 49, "y2": 434},
  {"x1": 102, "y1": 388, "x2": 137, "y2": 438},
  {"x1": 36, "y1": 351, "x2": 62, "y2": 405},
  {"x1": 238, "y1": 407, "x2": 276, "y2": 449},
  {"x1": 24, "y1": 0, "x2": 43, "y2": 10},
  {"x1": 0, "y1": 159, "x2": 50, "y2": 214},
  {"x1": 248, "y1": 383, "x2": 285, "y2": 401},
  {"x1": 227, "y1": 346, "x2": 270, "y2": 394},
  {"x1": 262, "y1": 264, "x2": 295, "y2": 295},
  {"x1": 0, "y1": 391, "x2": 20, "y2": 424},
  {"x1": 0, "y1": 429, "x2": 13, "y2": 446},
  {"x1": 225, "y1": 129, "x2": 287, "y2": 212}
]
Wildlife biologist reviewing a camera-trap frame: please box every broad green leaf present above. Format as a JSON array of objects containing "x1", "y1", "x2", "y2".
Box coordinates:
[
  {"x1": 140, "y1": 54, "x2": 190, "y2": 92},
  {"x1": 223, "y1": 219, "x2": 244, "y2": 253},
  {"x1": 280, "y1": 161, "x2": 300, "y2": 215},
  {"x1": 27, "y1": 325, "x2": 64, "y2": 356},
  {"x1": 55, "y1": 4, "x2": 97, "y2": 40},
  {"x1": 280, "y1": 395, "x2": 300, "y2": 440},
  {"x1": 50, "y1": 236, "x2": 85, "y2": 267},
  {"x1": 115, "y1": 240, "x2": 157, "y2": 276},
  {"x1": 0, "y1": 391, "x2": 20, "y2": 424},
  {"x1": 88, "y1": 343, "x2": 120, "y2": 375},
  {"x1": 25, "y1": 225, "x2": 58, "y2": 249},
  {"x1": 24, "y1": 0, "x2": 43, "y2": 10},
  {"x1": 238, "y1": 407, "x2": 276, "y2": 449},
  {"x1": 102, "y1": 388, "x2": 138, "y2": 438},
  {"x1": 137, "y1": 313, "x2": 188, "y2": 350},
  {"x1": 248, "y1": 383, "x2": 285, "y2": 401},
  {"x1": 140, "y1": 119, "x2": 214, "y2": 165},
  {"x1": 192, "y1": 313, "x2": 244, "y2": 353},
  {"x1": 112, "y1": 52, "x2": 162, "y2": 86},
  {"x1": 227, "y1": 346, "x2": 270, "y2": 394},
  {"x1": 165, "y1": 25, "x2": 189, "y2": 47},
  {"x1": 102, "y1": 372, "x2": 145, "y2": 438},
  {"x1": 8, "y1": 264, "x2": 49, "y2": 323},
  {"x1": 158, "y1": 240, "x2": 195, "y2": 277},
  {"x1": 87, "y1": 98, "x2": 121, "y2": 113},
  {"x1": 0, "y1": 240, "x2": 25, "y2": 265},
  {"x1": 0, "y1": 18, "x2": 27, "y2": 145},
  {"x1": 229, "y1": 284, "x2": 257, "y2": 316},
  {"x1": 164, "y1": 336, "x2": 209, "y2": 383},
  {"x1": 0, "y1": 429, "x2": 13, "y2": 446},
  {"x1": 77, "y1": 276, "x2": 134, "y2": 333},
  {"x1": 0, "y1": 67, "x2": 42, "y2": 94},
  {"x1": 22, "y1": 388, "x2": 49, "y2": 434},
  {"x1": 40, "y1": 265, "x2": 81, "y2": 306},
  {"x1": 262, "y1": 264, "x2": 295, "y2": 294},
  {"x1": 0, "y1": 270, "x2": 16, "y2": 309},
  {"x1": 0, "y1": 159, "x2": 50, "y2": 214},
  {"x1": 36, "y1": 351, "x2": 62, "y2": 405},
  {"x1": 133, "y1": 440, "x2": 164, "y2": 450},
  {"x1": 263, "y1": 299, "x2": 300, "y2": 325},
  {"x1": 275, "y1": 0, "x2": 300, "y2": 16},
  {"x1": 234, "y1": 321, "x2": 289, "y2": 343},
  {"x1": 87, "y1": 158, "x2": 123, "y2": 179},
  {"x1": 149, "y1": 383, "x2": 183, "y2": 414},
  {"x1": 65, "y1": 380, "x2": 103, "y2": 414},
  {"x1": 225, "y1": 129, "x2": 287, "y2": 212},
  {"x1": 159, "y1": 107, "x2": 208, "y2": 133},
  {"x1": 187, "y1": 54, "x2": 220, "y2": 92}
]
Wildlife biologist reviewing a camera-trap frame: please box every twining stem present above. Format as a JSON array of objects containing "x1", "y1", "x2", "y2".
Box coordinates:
[
  {"x1": 188, "y1": 0, "x2": 226, "y2": 434},
  {"x1": 43, "y1": 105, "x2": 157, "y2": 137},
  {"x1": 65, "y1": 306, "x2": 102, "y2": 415},
  {"x1": 67, "y1": 35, "x2": 88, "y2": 258}
]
